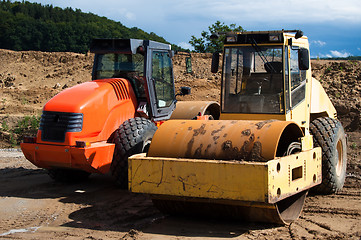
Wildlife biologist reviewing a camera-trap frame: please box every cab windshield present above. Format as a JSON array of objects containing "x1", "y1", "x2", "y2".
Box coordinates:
[
  {"x1": 93, "y1": 53, "x2": 146, "y2": 98},
  {"x1": 93, "y1": 53, "x2": 144, "y2": 79},
  {"x1": 222, "y1": 46, "x2": 284, "y2": 114}
]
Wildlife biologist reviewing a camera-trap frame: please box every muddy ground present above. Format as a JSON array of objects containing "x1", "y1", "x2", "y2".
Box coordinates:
[
  {"x1": 0, "y1": 49, "x2": 360, "y2": 239},
  {"x1": 0, "y1": 152, "x2": 360, "y2": 239}
]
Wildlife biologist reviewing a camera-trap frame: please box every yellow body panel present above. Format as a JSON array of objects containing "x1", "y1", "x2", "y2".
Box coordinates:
[
  {"x1": 289, "y1": 99, "x2": 310, "y2": 131},
  {"x1": 300, "y1": 135, "x2": 314, "y2": 151},
  {"x1": 310, "y1": 77, "x2": 337, "y2": 118},
  {"x1": 129, "y1": 147, "x2": 321, "y2": 204},
  {"x1": 220, "y1": 113, "x2": 285, "y2": 121}
]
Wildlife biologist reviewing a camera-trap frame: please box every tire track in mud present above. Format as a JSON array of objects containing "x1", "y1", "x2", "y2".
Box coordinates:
[
  {"x1": 297, "y1": 216, "x2": 357, "y2": 239},
  {"x1": 303, "y1": 207, "x2": 361, "y2": 216},
  {"x1": 299, "y1": 191, "x2": 361, "y2": 239}
]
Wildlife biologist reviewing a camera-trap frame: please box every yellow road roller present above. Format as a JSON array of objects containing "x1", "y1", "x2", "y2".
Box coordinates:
[{"x1": 128, "y1": 30, "x2": 347, "y2": 224}]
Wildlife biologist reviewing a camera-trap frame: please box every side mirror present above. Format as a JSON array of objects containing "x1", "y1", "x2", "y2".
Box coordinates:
[
  {"x1": 177, "y1": 86, "x2": 191, "y2": 96},
  {"x1": 295, "y1": 30, "x2": 304, "y2": 39},
  {"x1": 211, "y1": 52, "x2": 220, "y2": 73},
  {"x1": 298, "y1": 48, "x2": 309, "y2": 70}
]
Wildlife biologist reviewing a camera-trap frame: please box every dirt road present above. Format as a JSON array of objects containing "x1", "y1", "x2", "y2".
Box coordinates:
[{"x1": 0, "y1": 151, "x2": 360, "y2": 240}]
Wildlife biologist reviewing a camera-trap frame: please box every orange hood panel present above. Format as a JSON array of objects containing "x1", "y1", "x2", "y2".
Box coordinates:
[{"x1": 39, "y1": 78, "x2": 138, "y2": 145}]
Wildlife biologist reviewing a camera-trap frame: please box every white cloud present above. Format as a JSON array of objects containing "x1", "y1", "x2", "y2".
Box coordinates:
[
  {"x1": 330, "y1": 50, "x2": 351, "y2": 58},
  {"x1": 168, "y1": 0, "x2": 361, "y2": 26},
  {"x1": 319, "y1": 53, "x2": 333, "y2": 58},
  {"x1": 311, "y1": 40, "x2": 326, "y2": 47},
  {"x1": 124, "y1": 12, "x2": 136, "y2": 21},
  {"x1": 178, "y1": 42, "x2": 194, "y2": 50},
  {"x1": 105, "y1": 8, "x2": 137, "y2": 22},
  {"x1": 319, "y1": 50, "x2": 351, "y2": 58},
  {"x1": 358, "y1": 47, "x2": 361, "y2": 51}
]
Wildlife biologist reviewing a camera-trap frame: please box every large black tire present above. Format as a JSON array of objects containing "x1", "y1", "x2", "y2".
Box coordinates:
[
  {"x1": 110, "y1": 117, "x2": 157, "y2": 188},
  {"x1": 310, "y1": 117, "x2": 347, "y2": 194},
  {"x1": 47, "y1": 168, "x2": 91, "y2": 183}
]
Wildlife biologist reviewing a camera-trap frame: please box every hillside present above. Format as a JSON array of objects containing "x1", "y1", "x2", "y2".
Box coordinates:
[{"x1": 0, "y1": 1, "x2": 173, "y2": 53}]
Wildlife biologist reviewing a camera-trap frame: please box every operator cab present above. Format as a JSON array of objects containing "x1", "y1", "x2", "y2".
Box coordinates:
[
  {"x1": 212, "y1": 30, "x2": 310, "y2": 126},
  {"x1": 90, "y1": 39, "x2": 176, "y2": 121},
  {"x1": 221, "y1": 45, "x2": 284, "y2": 114}
]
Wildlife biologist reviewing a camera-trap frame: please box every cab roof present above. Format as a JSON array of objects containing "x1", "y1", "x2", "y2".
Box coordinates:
[
  {"x1": 90, "y1": 39, "x2": 171, "y2": 54},
  {"x1": 223, "y1": 30, "x2": 306, "y2": 45}
]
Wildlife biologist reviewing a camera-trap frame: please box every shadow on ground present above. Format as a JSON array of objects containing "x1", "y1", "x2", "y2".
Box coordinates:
[{"x1": 0, "y1": 166, "x2": 279, "y2": 237}]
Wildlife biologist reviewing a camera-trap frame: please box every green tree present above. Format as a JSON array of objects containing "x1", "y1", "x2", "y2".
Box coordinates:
[
  {"x1": 0, "y1": 0, "x2": 172, "y2": 53},
  {"x1": 189, "y1": 21, "x2": 245, "y2": 53}
]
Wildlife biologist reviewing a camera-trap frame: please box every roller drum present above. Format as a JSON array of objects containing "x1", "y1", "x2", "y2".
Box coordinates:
[
  {"x1": 147, "y1": 119, "x2": 307, "y2": 224},
  {"x1": 170, "y1": 101, "x2": 220, "y2": 120},
  {"x1": 148, "y1": 119, "x2": 304, "y2": 161},
  {"x1": 152, "y1": 190, "x2": 307, "y2": 225}
]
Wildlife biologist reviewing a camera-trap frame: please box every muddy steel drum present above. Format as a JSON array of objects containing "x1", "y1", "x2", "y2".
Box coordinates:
[{"x1": 147, "y1": 119, "x2": 307, "y2": 224}]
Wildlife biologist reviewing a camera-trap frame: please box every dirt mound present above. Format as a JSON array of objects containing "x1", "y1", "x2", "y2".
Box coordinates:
[
  {"x1": 0, "y1": 49, "x2": 360, "y2": 144},
  {"x1": 0, "y1": 49, "x2": 94, "y2": 147},
  {"x1": 312, "y1": 60, "x2": 361, "y2": 130},
  {"x1": 173, "y1": 53, "x2": 221, "y2": 101},
  {"x1": 2, "y1": 48, "x2": 359, "y2": 118},
  {"x1": 0, "y1": 49, "x2": 93, "y2": 115}
]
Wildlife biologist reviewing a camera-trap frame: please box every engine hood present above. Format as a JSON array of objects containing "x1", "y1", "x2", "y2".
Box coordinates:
[
  {"x1": 39, "y1": 78, "x2": 138, "y2": 145},
  {"x1": 44, "y1": 80, "x2": 113, "y2": 113}
]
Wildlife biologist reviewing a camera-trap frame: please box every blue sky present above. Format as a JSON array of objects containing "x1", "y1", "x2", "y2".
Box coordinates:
[{"x1": 29, "y1": 0, "x2": 361, "y2": 57}]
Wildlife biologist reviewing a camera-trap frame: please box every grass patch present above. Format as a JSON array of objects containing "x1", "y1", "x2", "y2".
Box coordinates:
[
  {"x1": 13, "y1": 115, "x2": 40, "y2": 134},
  {"x1": 1, "y1": 115, "x2": 41, "y2": 146},
  {"x1": 350, "y1": 142, "x2": 357, "y2": 150},
  {"x1": 1, "y1": 121, "x2": 9, "y2": 131}
]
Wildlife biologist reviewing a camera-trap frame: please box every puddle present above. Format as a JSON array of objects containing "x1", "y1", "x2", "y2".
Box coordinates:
[{"x1": 0, "y1": 227, "x2": 40, "y2": 236}]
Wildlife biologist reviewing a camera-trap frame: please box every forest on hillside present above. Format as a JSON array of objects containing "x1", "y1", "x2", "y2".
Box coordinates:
[{"x1": 0, "y1": 0, "x2": 177, "y2": 53}]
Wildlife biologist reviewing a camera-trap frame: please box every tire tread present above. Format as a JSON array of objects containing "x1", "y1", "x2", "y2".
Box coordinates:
[
  {"x1": 110, "y1": 117, "x2": 157, "y2": 188},
  {"x1": 310, "y1": 117, "x2": 346, "y2": 194}
]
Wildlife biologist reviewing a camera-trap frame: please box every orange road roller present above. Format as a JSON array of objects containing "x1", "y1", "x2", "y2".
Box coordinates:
[{"x1": 128, "y1": 30, "x2": 347, "y2": 224}]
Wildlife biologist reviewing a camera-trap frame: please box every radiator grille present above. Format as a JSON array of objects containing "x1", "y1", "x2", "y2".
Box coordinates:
[
  {"x1": 40, "y1": 111, "x2": 83, "y2": 142},
  {"x1": 108, "y1": 79, "x2": 130, "y2": 100}
]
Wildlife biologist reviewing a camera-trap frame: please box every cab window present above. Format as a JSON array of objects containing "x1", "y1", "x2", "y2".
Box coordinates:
[
  {"x1": 221, "y1": 46, "x2": 284, "y2": 114},
  {"x1": 151, "y1": 51, "x2": 175, "y2": 108},
  {"x1": 289, "y1": 48, "x2": 306, "y2": 108}
]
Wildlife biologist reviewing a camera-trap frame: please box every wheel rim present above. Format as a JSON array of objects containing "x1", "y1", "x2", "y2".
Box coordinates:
[{"x1": 336, "y1": 139, "x2": 344, "y2": 177}]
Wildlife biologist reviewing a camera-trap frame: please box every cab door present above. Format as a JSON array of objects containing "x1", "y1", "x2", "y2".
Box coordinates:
[
  {"x1": 286, "y1": 45, "x2": 309, "y2": 130},
  {"x1": 146, "y1": 48, "x2": 176, "y2": 121}
]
